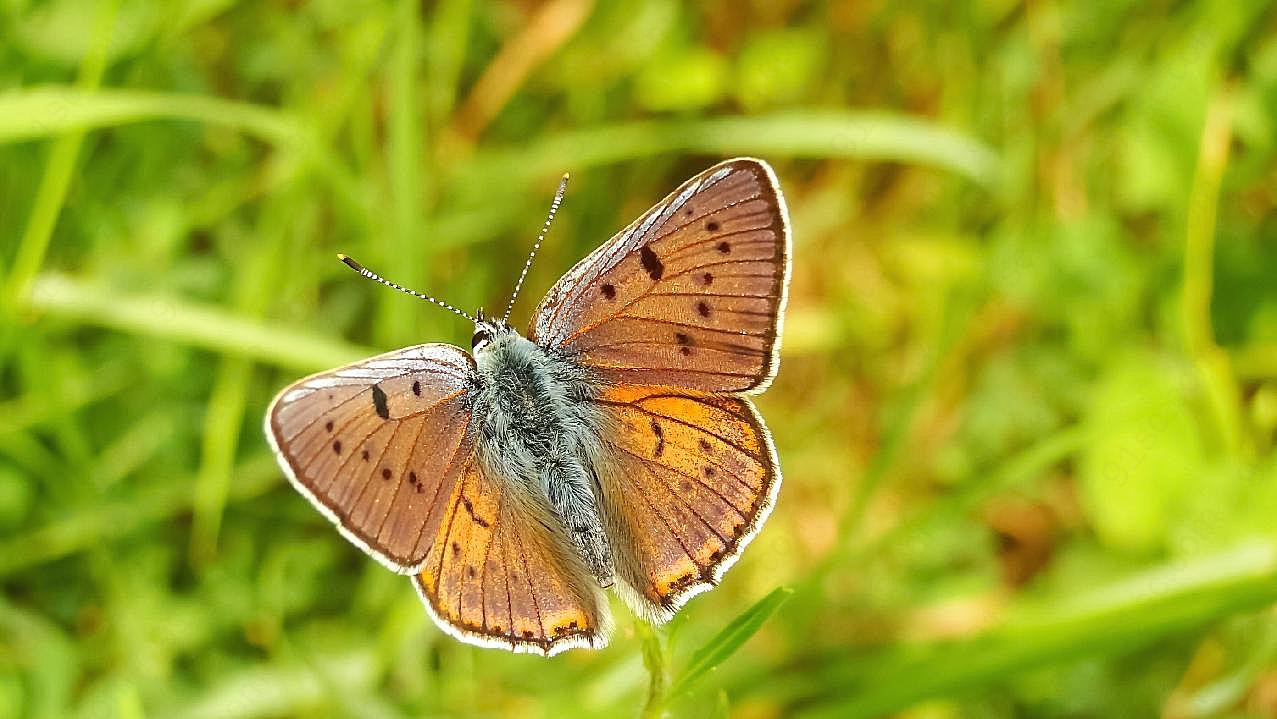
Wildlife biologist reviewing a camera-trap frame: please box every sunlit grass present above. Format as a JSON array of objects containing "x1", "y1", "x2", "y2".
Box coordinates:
[{"x1": 2, "y1": 2, "x2": 1277, "y2": 718}]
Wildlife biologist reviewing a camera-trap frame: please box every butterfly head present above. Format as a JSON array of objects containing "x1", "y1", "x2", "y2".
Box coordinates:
[{"x1": 471, "y1": 310, "x2": 515, "y2": 356}]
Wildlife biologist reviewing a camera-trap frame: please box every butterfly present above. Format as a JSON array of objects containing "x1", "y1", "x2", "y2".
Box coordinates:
[{"x1": 265, "y1": 158, "x2": 790, "y2": 656}]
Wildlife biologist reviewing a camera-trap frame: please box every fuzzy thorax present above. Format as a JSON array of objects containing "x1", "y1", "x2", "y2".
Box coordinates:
[{"x1": 470, "y1": 326, "x2": 616, "y2": 586}]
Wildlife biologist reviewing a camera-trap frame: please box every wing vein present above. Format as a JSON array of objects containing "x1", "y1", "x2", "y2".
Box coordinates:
[
  {"x1": 610, "y1": 442, "x2": 743, "y2": 533},
  {"x1": 662, "y1": 260, "x2": 781, "y2": 283},
  {"x1": 298, "y1": 406, "x2": 370, "y2": 481},
  {"x1": 610, "y1": 434, "x2": 756, "y2": 505},
  {"x1": 644, "y1": 182, "x2": 764, "y2": 249},
  {"x1": 659, "y1": 226, "x2": 776, "y2": 262},
  {"x1": 630, "y1": 460, "x2": 698, "y2": 566},
  {"x1": 650, "y1": 291, "x2": 773, "y2": 299},
  {"x1": 512, "y1": 516, "x2": 547, "y2": 643},
  {"x1": 373, "y1": 412, "x2": 429, "y2": 542},
  {"x1": 607, "y1": 314, "x2": 771, "y2": 336},
  {"x1": 479, "y1": 488, "x2": 503, "y2": 634},
  {"x1": 586, "y1": 364, "x2": 758, "y2": 378},
  {"x1": 349, "y1": 418, "x2": 403, "y2": 521},
  {"x1": 413, "y1": 428, "x2": 472, "y2": 558},
  {"x1": 284, "y1": 389, "x2": 365, "y2": 443}
]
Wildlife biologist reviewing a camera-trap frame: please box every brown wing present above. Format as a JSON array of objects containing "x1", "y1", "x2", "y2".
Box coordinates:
[
  {"x1": 413, "y1": 450, "x2": 611, "y2": 655},
  {"x1": 530, "y1": 158, "x2": 791, "y2": 394},
  {"x1": 265, "y1": 344, "x2": 475, "y2": 574},
  {"x1": 591, "y1": 384, "x2": 781, "y2": 622}
]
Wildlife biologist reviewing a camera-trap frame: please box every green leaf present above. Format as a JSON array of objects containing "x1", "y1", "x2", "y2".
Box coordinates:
[{"x1": 667, "y1": 587, "x2": 793, "y2": 700}]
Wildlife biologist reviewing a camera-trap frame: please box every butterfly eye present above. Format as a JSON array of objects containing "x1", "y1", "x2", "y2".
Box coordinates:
[{"x1": 471, "y1": 330, "x2": 490, "y2": 350}]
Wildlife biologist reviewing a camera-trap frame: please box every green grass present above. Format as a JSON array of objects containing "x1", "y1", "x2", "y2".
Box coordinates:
[{"x1": 3, "y1": 2, "x2": 1277, "y2": 718}]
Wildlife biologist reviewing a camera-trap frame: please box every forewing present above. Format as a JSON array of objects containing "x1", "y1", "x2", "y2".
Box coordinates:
[
  {"x1": 413, "y1": 450, "x2": 611, "y2": 655},
  {"x1": 265, "y1": 344, "x2": 474, "y2": 574},
  {"x1": 592, "y1": 384, "x2": 781, "y2": 622},
  {"x1": 530, "y1": 158, "x2": 791, "y2": 394}
]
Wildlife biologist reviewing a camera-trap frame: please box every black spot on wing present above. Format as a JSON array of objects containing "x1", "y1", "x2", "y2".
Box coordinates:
[
  {"x1": 371, "y1": 384, "x2": 389, "y2": 419},
  {"x1": 640, "y1": 245, "x2": 664, "y2": 280}
]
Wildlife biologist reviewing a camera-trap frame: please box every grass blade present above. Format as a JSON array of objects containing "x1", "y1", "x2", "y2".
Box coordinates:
[
  {"x1": 379, "y1": 0, "x2": 426, "y2": 343},
  {"x1": 667, "y1": 586, "x2": 794, "y2": 700},
  {"x1": 0, "y1": 88, "x2": 302, "y2": 147},
  {"x1": 0, "y1": 88, "x2": 369, "y2": 226},
  {"x1": 2, "y1": 3, "x2": 117, "y2": 314},
  {"x1": 0, "y1": 453, "x2": 278, "y2": 577},
  {"x1": 28, "y1": 273, "x2": 373, "y2": 372},
  {"x1": 458, "y1": 112, "x2": 1001, "y2": 189},
  {"x1": 786, "y1": 541, "x2": 1277, "y2": 718}
]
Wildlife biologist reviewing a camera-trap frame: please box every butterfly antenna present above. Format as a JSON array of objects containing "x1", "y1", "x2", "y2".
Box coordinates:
[
  {"x1": 337, "y1": 254, "x2": 475, "y2": 323},
  {"x1": 502, "y1": 172, "x2": 569, "y2": 324}
]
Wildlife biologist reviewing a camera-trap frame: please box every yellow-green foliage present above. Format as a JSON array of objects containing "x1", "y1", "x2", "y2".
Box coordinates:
[{"x1": 2, "y1": 2, "x2": 1277, "y2": 718}]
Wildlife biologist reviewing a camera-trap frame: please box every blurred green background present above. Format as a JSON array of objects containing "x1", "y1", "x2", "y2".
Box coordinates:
[{"x1": 3, "y1": 1, "x2": 1277, "y2": 717}]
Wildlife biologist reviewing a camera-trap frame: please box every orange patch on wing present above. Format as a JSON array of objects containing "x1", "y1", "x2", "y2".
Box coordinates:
[
  {"x1": 544, "y1": 608, "x2": 591, "y2": 638},
  {"x1": 597, "y1": 384, "x2": 653, "y2": 405},
  {"x1": 640, "y1": 395, "x2": 763, "y2": 456},
  {"x1": 651, "y1": 556, "x2": 701, "y2": 600}
]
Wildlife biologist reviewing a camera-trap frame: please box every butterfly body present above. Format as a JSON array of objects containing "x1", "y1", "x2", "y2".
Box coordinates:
[
  {"x1": 469, "y1": 320, "x2": 616, "y2": 586},
  {"x1": 267, "y1": 158, "x2": 790, "y2": 655}
]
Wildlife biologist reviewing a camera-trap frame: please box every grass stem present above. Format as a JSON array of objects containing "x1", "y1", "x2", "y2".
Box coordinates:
[
  {"x1": 1181, "y1": 84, "x2": 1246, "y2": 458},
  {"x1": 639, "y1": 622, "x2": 670, "y2": 719}
]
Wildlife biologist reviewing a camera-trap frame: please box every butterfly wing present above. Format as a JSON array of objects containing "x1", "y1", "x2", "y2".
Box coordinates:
[
  {"x1": 268, "y1": 344, "x2": 609, "y2": 654},
  {"x1": 530, "y1": 157, "x2": 791, "y2": 394},
  {"x1": 265, "y1": 344, "x2": 476, "y2": 574},
  {"x1": 591, "y1": 384, "x2": 781, "y2": 622},
  {"x1": 412, "y1": 449, "x2": 611, "y2": 656}
]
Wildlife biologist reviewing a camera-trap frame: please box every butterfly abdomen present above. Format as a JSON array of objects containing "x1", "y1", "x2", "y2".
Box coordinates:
[{"x1": 471, "y1": 331, "x2": 615, "y2": 586}]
